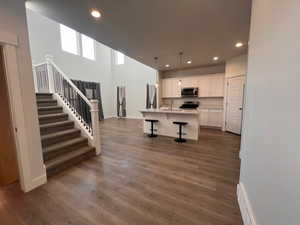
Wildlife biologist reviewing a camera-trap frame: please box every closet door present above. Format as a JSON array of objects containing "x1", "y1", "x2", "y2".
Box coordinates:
[
  {"x1": 225, "y1": 76, "x2": 245, "y2": 134},
  {"x1": 0, "y1": 47, "x2": 19, "y2": 186}
]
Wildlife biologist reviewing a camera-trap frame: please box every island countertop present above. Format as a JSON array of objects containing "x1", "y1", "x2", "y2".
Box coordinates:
[
  {"x1": 140, "y1": 108, "x2": 199, "y2": 140},
  {"x1": 140, "y1": 109, "x2": 198, "y2": 115}
]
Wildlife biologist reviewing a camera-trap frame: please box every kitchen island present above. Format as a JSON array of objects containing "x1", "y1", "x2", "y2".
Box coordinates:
[{"x1": 140, "y1": 109, "x2": 199, "y2": 140}]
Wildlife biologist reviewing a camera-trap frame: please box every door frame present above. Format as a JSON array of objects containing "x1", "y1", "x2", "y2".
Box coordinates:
[{"x1": 0, "y1": 30, "x2": 47, "y2": 191}]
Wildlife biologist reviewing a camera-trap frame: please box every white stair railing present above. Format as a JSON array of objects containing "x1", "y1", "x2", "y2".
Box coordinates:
[{"x1": 33, "y1": 55, "x2": 101, "y2": 155}]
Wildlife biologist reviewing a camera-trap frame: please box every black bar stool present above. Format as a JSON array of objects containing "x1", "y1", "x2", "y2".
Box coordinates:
[
  {"x1": 145, "y1": 119, "x2": 159, "y2": 137},
  {"x1": 173, "y1": 121, "x2": 188, "y2": 142}
]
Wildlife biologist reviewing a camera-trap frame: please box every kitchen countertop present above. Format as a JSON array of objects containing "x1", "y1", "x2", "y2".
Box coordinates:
[{"x1": 140, "y1": 109, "x2": 199, "y2": 115}]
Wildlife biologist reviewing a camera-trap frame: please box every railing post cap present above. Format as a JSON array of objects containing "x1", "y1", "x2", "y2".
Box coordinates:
[{"x1": 45, "y1": 54, "x2": 54, "y2": 61}]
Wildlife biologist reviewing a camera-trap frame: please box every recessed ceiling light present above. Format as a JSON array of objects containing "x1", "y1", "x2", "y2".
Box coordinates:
[
  {"x1": 165, "y1": 64, "x2": 170, "y2": 67},
  {"x1": 187, "y1": 60, "x2": 192, "y2": 64},
  {"x1": 91, "y1": 9, "x2": 101, "y2": 18},
  {"x1": 213, "y1": 57, "x2": 219, "y2": 61},
  {"x1": 235, "y1": 42, "x2": 243, "y2": 48}
]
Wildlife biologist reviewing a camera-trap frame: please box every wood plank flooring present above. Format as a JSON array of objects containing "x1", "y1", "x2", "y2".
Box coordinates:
[{"x1": 0, "y1": 118, "x2": 243, "y2": 225}]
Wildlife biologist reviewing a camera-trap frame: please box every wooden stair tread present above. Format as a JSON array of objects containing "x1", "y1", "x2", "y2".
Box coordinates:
[
  {"x1": 43, "y1": 136, "x2": 87, "y2": 154},
  {"x1": 39, "y1": 113, "x2": 67, "y2": 119},
  {"x1": 40, "y1": 120, "x2": 74, "y2": 129},
  {"x1": 41, "y1": 128, "x2": 80, "y2": 140},
  {"x1": 45, "y1": 146, "x2": 95, "y2": 170},
  {"x1": 37, "y1": 99, "x2": 57, "y2": 103},
  {"x1": 38, "y1": 106, "x2": 62, "y2": 110},
  {"x1": 36, "y1": 93, "x2": 52, "y2": 96}
]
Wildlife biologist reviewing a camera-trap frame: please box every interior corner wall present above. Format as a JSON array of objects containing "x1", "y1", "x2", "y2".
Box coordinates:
[
  {"x1": 26, "y1": 9, "x2": 114, "y2": 118},
  {"x1": 0, "y1": 0, "x2": 46, "y2": 191},
  {"x1": 111, "y1": 55, "x2": 157, "y2": 119},
  {"x1": 225, "y1": 54, "x2": 248, "y2": 78},
  {"x1": 239, "y1": 0, "x2": 300, "y2": 225}
]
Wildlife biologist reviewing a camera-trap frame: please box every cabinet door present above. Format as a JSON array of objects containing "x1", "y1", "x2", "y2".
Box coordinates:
[
  {"x1": 181, "y1": 77, "x2": 196, "y2": 88},
  {"x1": 172, "y1": 78, "x2": 181, "y2": 97},
  {"x1": 162, "y1": 79, "x2": 170, "y2": 98},
  {"x1": 162, "y1": 78, "x2": 181, "y2": 98},
  {"x1": 199, "y1": 109, "x2": 209, "y2": 126},
  {"x1": 198, "y1": 76, "x2": 210, "y2": 97},
  {"x1": 209, "y1": 74, "x2": 224, "y2": 97},
  {"x1": 207, "y1": 109, "x2": 223, "y2": 127}
]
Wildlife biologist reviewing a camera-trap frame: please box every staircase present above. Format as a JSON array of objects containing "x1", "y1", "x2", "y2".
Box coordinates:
[{"x1": 36, "y1": 93, "x2": 95, "y2": 176}]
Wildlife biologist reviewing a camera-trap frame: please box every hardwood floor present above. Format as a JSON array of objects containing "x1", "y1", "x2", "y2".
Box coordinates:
[{"x1": 0, "y1": 118, "x2": 243, "y2": 225}]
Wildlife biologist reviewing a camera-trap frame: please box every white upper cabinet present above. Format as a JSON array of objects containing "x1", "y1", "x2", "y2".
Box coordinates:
[
  {"x1": 161, "y1": 73, "x2": 224, "y2": 98},
  {"x1": 208, "y1": 74, "x2": 225, "y2": 97},
  {"x1": 181, "y1": 77, "x2": 195, "y2": 88},
  {"x1": 162, "y1": 78, "x2": 181, "y2": 98},
  {"x1": 197, "y1": 76, "x2": 210, "y2": 97}
]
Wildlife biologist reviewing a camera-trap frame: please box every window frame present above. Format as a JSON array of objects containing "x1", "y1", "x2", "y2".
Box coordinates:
[
  {"x1": 81, "y1": 34, "x2": 96, "y2": 61},
  {"x1": 59, "y1": 24, "x2": 96, "y2": 61},
  {"x1": 59, "y1": 24, "x2": 80, "y2": 56},
  {"x1": 115, "y1": 51, "x2": 125, "y2": 65}
]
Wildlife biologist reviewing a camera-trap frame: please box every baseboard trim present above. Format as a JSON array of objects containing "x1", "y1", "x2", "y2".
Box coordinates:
[
  {"x1": 104, "y1": 115, "x2": 116, "y2": 119},
  {"x1": 125, "y1": 116, "x2": 143, "y2": 120},
  {"x1": 26, "y1": 173, "x2": 47, "y2": 192},
  {"x1": 237, "y1": 182, "x2": 258, "y2": 225},
  {"x1": 104, "y1": 116, "x2": 143, "y2": 120}
]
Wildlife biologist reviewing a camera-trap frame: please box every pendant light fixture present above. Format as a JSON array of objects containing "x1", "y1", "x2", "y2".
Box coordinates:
[
  {"x1": 154, "y1": 56, "x2": 159, "y2": 88},
  {"x1": 178, "y1": 52, "x2": 183, "y2": 86}
]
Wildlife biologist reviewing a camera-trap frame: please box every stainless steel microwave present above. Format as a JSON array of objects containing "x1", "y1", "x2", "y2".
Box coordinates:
[{"x1": 181, "y1": 87, "x2": 198, "y2": 97}]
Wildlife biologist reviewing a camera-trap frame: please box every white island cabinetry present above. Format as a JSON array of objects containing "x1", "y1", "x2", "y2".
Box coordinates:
[{"x1": 140, "y1": 109, "x2": 199, "y2": 140}]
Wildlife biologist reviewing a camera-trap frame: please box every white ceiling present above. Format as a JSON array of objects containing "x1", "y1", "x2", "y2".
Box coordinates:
[{"x1": 26, "y1": 0, "x2": 252, "y2": 71}]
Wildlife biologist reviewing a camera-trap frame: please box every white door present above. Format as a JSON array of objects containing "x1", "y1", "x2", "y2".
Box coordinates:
[{"x1": 225, "y1": 76, "x2": 245, "y2": 134}]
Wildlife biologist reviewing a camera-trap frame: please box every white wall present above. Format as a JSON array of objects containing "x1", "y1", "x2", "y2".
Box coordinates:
[
  {"x1": 112, "y1": 55, "x2": 157, "y2": 118},
  {"x1": 239, "y1": 1, "x2": 300, "y2": 225},
  {"x1": 26, "y1": 9, "x2": 114, "y2": 118},
  {"x1": 26, "y1": 9, "x2": 157, "y2": 119},
  {"x1": 0, "y1": 0, "x2": 46, "y2": 191}
]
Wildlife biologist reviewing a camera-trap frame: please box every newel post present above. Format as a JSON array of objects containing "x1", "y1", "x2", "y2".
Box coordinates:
[
  {"x1": 45, "y1": 55, "x2": 55, "y2": 93},
  {"x1": 90, "y1": 100, "x2": 101, "y2": 155},
  {"x1": 32, "y1": 65, "x2": 38, "y2": 93}
]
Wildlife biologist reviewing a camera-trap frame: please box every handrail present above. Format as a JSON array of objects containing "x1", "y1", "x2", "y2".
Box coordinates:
[{"x1": 49, "y1": 60, "x2": 92, "y2": 107}]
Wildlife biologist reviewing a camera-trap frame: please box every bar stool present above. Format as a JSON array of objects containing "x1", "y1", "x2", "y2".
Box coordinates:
[
  {"x1": 145, "y1": 119, "x2": 159, "y2": 137},
  {"x1": 173, "y1": 121, "x2": 188, "y2": 142}
]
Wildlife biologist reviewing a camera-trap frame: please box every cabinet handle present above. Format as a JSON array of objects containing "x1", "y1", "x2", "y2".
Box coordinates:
[{"x1": 239, "y1": 107, "x2": 243, "y2": 110}]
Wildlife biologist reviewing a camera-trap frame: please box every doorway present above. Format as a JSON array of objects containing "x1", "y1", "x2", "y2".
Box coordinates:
[
  {"x1": 0, "y1": 46, "x2": 19, "y2": 186},
  {"x1": 225, "y1": 76, "x2": 245, "y2": 135}
]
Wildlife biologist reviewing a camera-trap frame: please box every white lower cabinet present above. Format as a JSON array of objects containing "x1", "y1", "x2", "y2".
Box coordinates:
[
  {"x1": 199, "y1": 109, "x2": 223, "y2": 127},
  {"x1": 199, "y1": 109, "x2": 209, "y2": 126}
]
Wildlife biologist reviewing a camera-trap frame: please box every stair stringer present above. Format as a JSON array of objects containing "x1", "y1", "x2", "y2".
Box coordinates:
[{"x1": 52, "y1": 93, "x2": 94, "y2": 147}]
